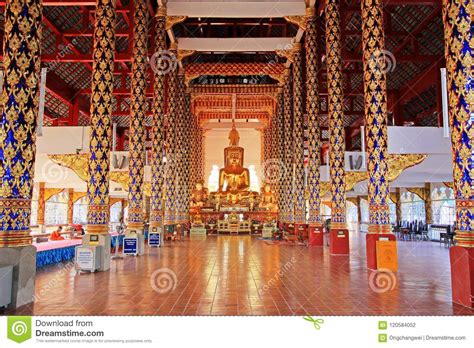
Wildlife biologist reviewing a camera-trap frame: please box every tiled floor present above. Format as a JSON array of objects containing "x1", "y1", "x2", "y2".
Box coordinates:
[{"x1": 6, "y1": 229, "x2": 474, "y2": 316}]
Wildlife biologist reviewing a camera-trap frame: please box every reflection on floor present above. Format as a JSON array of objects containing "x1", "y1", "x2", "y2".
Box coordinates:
[{"x1": 6, "y1": 230, "x2": 474, "y2": 316}]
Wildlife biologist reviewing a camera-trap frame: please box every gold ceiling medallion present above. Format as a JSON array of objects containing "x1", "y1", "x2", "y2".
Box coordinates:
[
  {"x1": 284, "y1": 15, "x2": 307, "y2": 31},
  {"x1": 165, "y1": 15, "x2": 187, "y2": 31}
]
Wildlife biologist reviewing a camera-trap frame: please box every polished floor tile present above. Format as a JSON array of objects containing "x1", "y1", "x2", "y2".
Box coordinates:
[{"x1": 5, "y1": 229, "x2": 474, "y2": 316}]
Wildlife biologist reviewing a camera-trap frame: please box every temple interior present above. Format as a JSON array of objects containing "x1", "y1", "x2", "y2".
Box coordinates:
[{"x1": 0, "y1": 0, "x2": 473, "y2": 316}]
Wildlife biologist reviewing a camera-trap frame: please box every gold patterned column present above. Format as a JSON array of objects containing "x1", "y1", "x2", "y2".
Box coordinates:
[
  {"x1": 362, "y1": 0, "x2": 396, "y2": 267},
  {"x1": 306, "y1": 6, "x2": 322, "y2": 230},
  {"x1": 0, "y1": 0, "x2": 43, "y2": 247},
  {"x1": 67, "y1": 188, "x2": 74, "y2": 224},
  {"x1": 442, "y1": 0, "x2": 473, "y2": 247},
  {"x1": 442, "y1": 0, "x2": 474, "y2": 308},
  {"x1": 183, "y1": 92, "x2": 192, "y2": 224},
  {"x1": 282, "y1": 69, "x2": 293, "y2": 224},
  {"x1": 86, "y1": 0, "x2": 116, "y2": 234},
  {"x1": 175, "y1": 70, "x2": 186, "y2": 223},
  {"x1": 37, "y1": 183, "x2": 46, "y2": 228},
  {"x1": 292, "y1": 44, "x2": 305, "y2": 226},
  {"x1": 149, "y1": 4, "x2": 167, "y2": 229},
  {"x1": 395, "y1": 188, "x2": 402, "y2": 223},
  {"x1": 164, "y1": 43, "x2": 179, "y2": 226},
  {"x1": 326, "y1": 0, "x2": 347, "y2": 230},
  {"x1": 361, "y1": 0, "x2": 391, "y2": 234},
  {"x1": 276, "y1": 93, "x2": 285, "y2": 210},
  {"x1": 127, "y1": 0, "x2": 148, "y2": 232}
]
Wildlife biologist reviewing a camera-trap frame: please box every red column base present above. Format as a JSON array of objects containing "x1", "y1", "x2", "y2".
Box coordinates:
[
  {"x1": 450, "y1": 246, "x2": 474, "y2": 308},
  {"x1": 293, "y1": 223, "x2": 307, "y2": 241},
  {"x1": 308, "y1": 225, "x2": 324, "y2": 246},
  {"x1": 329, "y1": 229, "x2": 349, "y2": 255},
  {"x1": 366, "y1": 234, "x2": 397, "y2": 270}
]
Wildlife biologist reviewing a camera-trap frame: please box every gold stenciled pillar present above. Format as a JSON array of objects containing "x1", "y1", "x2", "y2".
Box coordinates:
[
  {"x1": 282, "y1": 69, "x2": 293, "y2": 224},
  {"x1": 175, "y1": 69, "x2": 186, "y2": 224},
  {"x1": 127, "y1": 0, "x2": 148, "y2": 233},
  {"x1": 86, "y1": 0, "x2": 116, "y2": 234},
  {"x1": 442, "y1": 0, "x2": 474, "y2": 308},
  {"x1": 67, "y1": 188, "x2": 74, "y2": 225},
  {"x1": 149, "y1": 4, "x2": 167, "y2": 230},
  {"x1": 306, "y1": 5, "x2": 323, "y2": 246},
  {"x1": 361, "y1": 0, "x2": 396, "y2": 269},
  {"x1": 0, "y1": 0, "x2": 43, "y2": 248},
  {"x1": 292, "y1": 43, "x2": 306, "y2": 228},
  {"x1": 37, "y1": 183, "x2": 46, "y2": 229},
  {"x1": 326, "y1": 0, "x2": 349, "y2": 254},
  {"x1": 164, "y1": 43, "x2": 179, "y2": 226}
]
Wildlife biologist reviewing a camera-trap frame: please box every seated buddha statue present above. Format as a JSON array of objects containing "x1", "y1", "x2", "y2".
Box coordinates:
[
  {"x1": 191, "y1": 180, "x2": 209, "y2": 208},
  {"x1": 217, "y1": 124, "x2": 251, "y2": 204},
  {"x1": 259, "y1": 183, "x2": 278, "y2": 212}
]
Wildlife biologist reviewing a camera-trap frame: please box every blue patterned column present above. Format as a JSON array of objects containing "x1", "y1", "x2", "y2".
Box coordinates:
[
  {"x1": 164, "y1": 43, "x2": 178, "y2": 226},
  {"x1": 0, "y1": 0, "x2": 43, "y2": 246},
  {"x1": 442, "y1": 0, "x2": 474, "y2": 308},
  {"x1": 149, "y1": 5, "x2": 167, "y2": 229},
  {"x1": 86, "y1": 0, "x2": 116, "y2": 234},
  {"x1": 127, "y1": 0, "x2": 148, "y2": 231},
  {"x1": 292, "y1": 44, "x2": 306, "y2": 225},
  {"x1": 325, "y1": 0, "x2": 347, "y2": 229}
]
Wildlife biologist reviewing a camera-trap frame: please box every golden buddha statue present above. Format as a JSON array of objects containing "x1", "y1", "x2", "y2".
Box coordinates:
[
  {"x1": 217, "y1": 124, "x2": 251, "y2": 202},
  {"x1": 259, "y1": 183, "x2": 278, "y2": 212},
  {"x1": 191, "y1": 180, "x2": 209, "y2": 208}
]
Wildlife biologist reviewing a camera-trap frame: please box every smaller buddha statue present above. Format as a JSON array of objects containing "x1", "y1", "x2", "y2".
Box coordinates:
[
  {"x1": 191, "y1": 180, "x2": 209, "y2": 208},
  {"x1": 259, "y1": 183, "x2": 278, "y2": 212}
]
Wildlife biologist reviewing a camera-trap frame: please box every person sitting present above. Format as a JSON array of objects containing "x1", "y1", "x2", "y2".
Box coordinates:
[{"x1": 49, "y1": 226, "x2": 65, "y2": 241}]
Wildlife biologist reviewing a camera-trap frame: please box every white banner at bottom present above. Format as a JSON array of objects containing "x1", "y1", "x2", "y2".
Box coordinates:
[{"x1": 0, "y1": 316, "x2": 472, "y2": 347}]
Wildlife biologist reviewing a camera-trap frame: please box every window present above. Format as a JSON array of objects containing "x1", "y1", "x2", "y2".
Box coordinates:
[
  {"x1": 389, "y1": 202, "x2": 397, "y2": 223},
  {"x1": 73, "y1": 196, "x2": 88, "y2": 225},
  {"x1": 30, "y1": 200, "x2": 38, "y2": 226},
  {"x1": 45, "y1": 191, "x2": 68, "y2": 225},
  {"x1": 346, "y1": 201, "x2": 358, "y2": 222},
  {"x1": 401, "y1": 191, "x2": 426, "y2": 222},
  {"x1": 110, "y1": 201, "x2": 123, "y2": 223},
  {"x1": 431, "y1": 185, "x2": 455, "y2": 225},
  {"x1": 360, "y1": 198, "x2": 369, "y2": 223},
  {"x1": 207, "y1": 165, "x2": 220, "y2": 192}
]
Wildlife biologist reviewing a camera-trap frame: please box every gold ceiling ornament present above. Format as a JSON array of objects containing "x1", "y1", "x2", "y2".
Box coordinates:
[
  {"x1": 156, "y1": 4, "x2": 167, "y2": 17},
  {"x1": 316, "y1": 154, "x2": 427, "y2": 201},
  {"x1": 44, "y1": 188, "x2": 64, "y2": 202},
  {"x1": 48, "y1": 154, "x2": 153, "y2": 195},
  {"x1": 346, "y1": 197, "x2": 359, "y2": 206},
  {"x1": 177, "y1": 49, "x2": 195, "y2": 63},
  {"x1": 165, "y1": 15, "x2": 187, "y2": 31},
  {"x1": 48, "y1": 154, "x2": 89, "y2": 181},
  {"x1": 109, "y1": 197, "x2": 122, "y2": 207},
  {"x1": 284, "y1": 15, "x2": 307, "y2": 31},
  {"x1": 72, "y1": 191, "x2": 87, "y2": 204},
  {"x1": 443, "y1": 182, "x2": 454, "y2": 189},
  {"x1": 268, "y1": 73, "x2": 286, "y2": 86},
  {"x1": 406, "y1": 187, "x2": 429, "y2": 201},
  {"x1": 389, "y1": 192, "x2": 399, "y2": 204},
  {"x1": 275, "y1": 42, "x2": 301, "y2": 63},
  {"x1": 305, "y1": 5, "x2": 316, "y2": 19}
]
